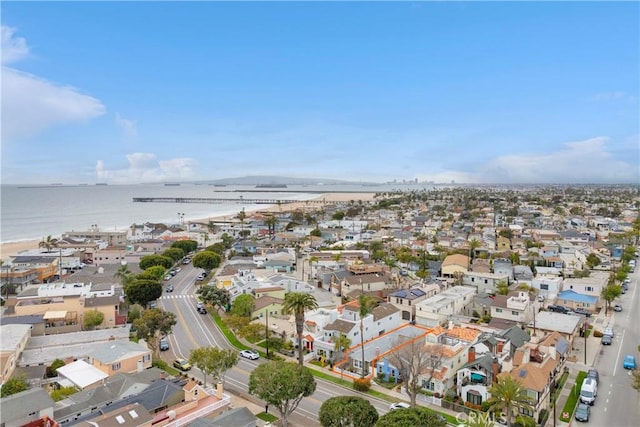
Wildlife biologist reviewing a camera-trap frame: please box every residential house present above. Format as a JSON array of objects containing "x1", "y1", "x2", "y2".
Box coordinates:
[
  {"x1": 334, "y1": 272, "x2": 391, "y2": 297},
  {"x1": 0, "y1": 324, "x2": 31, "y2": 386},
  {"x1": 253, "y1": 286, "x2": 285, "y2": 300},
  {"x1": 414, "y1": 286, "x2": 476, "y2": 328},
  {"x1": 456, "y1": 352, "x2": 501, "y2": 408},
  {"x1": 386, "y1": 287, "x2": 428, "y2": 321},
  {"x1": 555, "y1": 290, "x2": 598, "y2": 313},
  {"x1": 526, "y1": 312, "x2": 582, "y2": 347},
  {"x1": 441, "y1": 254, "x2": 469, "y2": 278},
  {"x1": 57, "y1": 359, "x2": 110, "y2": 390},
  {"x1": 463, "y1": 272, "x2": 511, "y2": 294},
  {"x1": 0, "y1": 388, "x2": 56, "y2": 427},
  {"x1": 491, "y1": 291, "x2": 535, "y2": 325},
  {"x1": 492, "y1": 259, "x2": 514, "y2": 278},
  {"x1": 531, "y1": 276, "x2": 563, "y2": 300},
  {"x1": 562, "y1": 273, "x2": 608, "y2": 308},
  {"x1": 89, "y1": 340, "x2": 153, "y2": 376},
  {"x1": 417, "y1": 325, "x2": 481, "y2": 397},
  {"x1": 496, "y1": 236, "x2": 511, "y2": 251},
  {"x1": 252, "y1": 296, "x2": 284, "y2": 320},
  {"x1": 10, "y1": 255, "x2": 59, "y2": 283}
]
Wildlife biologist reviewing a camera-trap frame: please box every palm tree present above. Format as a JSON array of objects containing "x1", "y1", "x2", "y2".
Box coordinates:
[
  {"x1": 469, "y1": 238, "x2": 481, "y2": 261},
  {"x1": 113, "y1": 264, "x2": 133, "y2": 287},
  {"x1": 39, "y1": 235, "x2": 59, "y2": 252},
  {"x1": 282, "y1": 292, "x2": 319, "y2": 366},
  {"x1": 332, "y1": 333, "x2": 351, "y2": 364},
  {"x1": 357, "y1": 294, "x2": 377, "y2": 378},
  {"x1": 265, "y1": 215, "x2": 278, "y2": 239},
  {"x1": 486, "y1": 376, "x2": 532, "y2": 427},
  {"x1": 237, "y1": 208, "x2": 246, "y2": 243}
]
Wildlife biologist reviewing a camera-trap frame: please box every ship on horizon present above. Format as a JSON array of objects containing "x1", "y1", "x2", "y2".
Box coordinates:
[{"x1": 256, "y1": 184, "x2": 288, "y2": 188}]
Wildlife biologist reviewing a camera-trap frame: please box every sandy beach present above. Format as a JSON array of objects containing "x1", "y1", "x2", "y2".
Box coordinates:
[{"x1": 0, "y1": 192, "x2": 376, "y2": 258}]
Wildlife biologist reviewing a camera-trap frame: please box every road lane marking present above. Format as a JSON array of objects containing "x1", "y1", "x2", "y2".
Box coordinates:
[{"x1": 612, "y1": 329, "x2": 625, "y2": 377}]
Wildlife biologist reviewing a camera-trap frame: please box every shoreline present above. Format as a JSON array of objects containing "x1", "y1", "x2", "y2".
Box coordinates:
[{"x1": 0, "y1": 192, "x2": 375, "y2": 258}]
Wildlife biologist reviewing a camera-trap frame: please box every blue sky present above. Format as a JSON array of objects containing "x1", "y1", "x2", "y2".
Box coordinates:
[{"x1": 2, "y1": 1, "x2": 638, "y2": 185}]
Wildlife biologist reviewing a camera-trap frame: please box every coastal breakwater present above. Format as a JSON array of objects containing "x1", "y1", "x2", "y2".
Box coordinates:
[{"x1": 132, "y1": 197, "x2": 323, "y2": 204}]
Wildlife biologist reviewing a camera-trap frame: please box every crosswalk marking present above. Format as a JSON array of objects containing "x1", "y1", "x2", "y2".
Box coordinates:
[{"x1": 159, "y1": 294, "x2": 195, "y2": 300}]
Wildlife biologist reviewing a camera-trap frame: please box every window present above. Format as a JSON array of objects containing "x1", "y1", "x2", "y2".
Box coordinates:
[
  {"x1": 112, "y1": 362, "x2": 121, "y2": 371},
  {"x1": 540, "y1": 284, "x2": 549, "y2": 290},
  {"x1": 495, "y1": 308, "x2": 503, "y2": 313},
  {"x1": 585, "y1": 286, "x2": 593, "y2": 292},
  {"x1": 519, "y1": 406, "x2": 534, "y2": 417},
  {"x1": 422, "y1": 380, "x2": 435, "y2": 390},
  {"x1": 512, "y1": 311, "x2": 519, "y2": 316},
  {"x1": 143, "y1": 354, "x2": 151, "y2": 362},
  {"x1": 467, "y1": 390, "x2": 483, "y2": 406}
]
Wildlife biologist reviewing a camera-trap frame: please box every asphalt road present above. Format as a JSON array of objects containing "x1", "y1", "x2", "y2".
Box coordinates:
[
  {"x1": 157, "y1": 261, "x2": 393, "y2": 425},
  {"x1": 588, "y1": 263, "x2": 640, "y2": 426}
]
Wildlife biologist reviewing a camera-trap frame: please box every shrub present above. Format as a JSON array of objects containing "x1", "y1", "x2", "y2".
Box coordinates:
[{"x1": 353, "y1": 377, "x2": 371, "y2": 392}]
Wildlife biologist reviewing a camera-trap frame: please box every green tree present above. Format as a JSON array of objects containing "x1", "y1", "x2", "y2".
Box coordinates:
[
  {"x1": 486, "y1": 376, "x2": 532, "y2": 427},
  {"x1": 332, "y1": 211, "x2": 345, "y2": 221},
  {"x1": 192, "y1": 251, "x2": 222, "y2": 271},
  {"x1": 601, "y1": 285, "x2": 622, "y2": 315},
  {"x1": 358, "y1": 294, "x2": 378, "y2": 377},
  {"x1": 282, "y1": 292, "x2": 319, "y2": 365},
  {"x1": 197, "y1": 286, "x2": 230, "y2": 313},
  {"x1": 220, "y1": 233, "x2": 234, "y2": 248},
  {"x1": 127, "y1": 303, "x2": 143, "y2": 323},
  {"x1": 375, "y1": 406, "x2": 446, "y2": 427},
  {"x1": 139, "y1": 254, "x2": 173, "y2": 270},
  {"x1": 47, "y1": 359, "x2": 65, "y2": 378},
  {"x1": 495, "y1": 279, "x2": 510, "y2": 296},
  {"x1": 319, "y1": 396, "x2": 379, "y2": 427},
  {"x1": 266, "y1": 215, "x2": 278, "y2": 238},
  {"x1": 39, "y1": 235, "x2": 59, "y2": 252},
  {"x1": 0, "y1": 375, "x2": 29, "y2": 397},
  {"x1": 51, "y1": 386, "x2": 78, "y2": 401},
  {"x1": 171, "y1": 239, "x2": 198, "y2": 254},
  {"x1": 586, "y1": 253, "x2": 601, "y2": 269},
  {"x1": 189, "y1": 347, "x2": 239, "y2": 387},
  {"x1": 205, "y1": 242, "x2": 227, "y2": 256},
  {"x1": 83, "y1": 309, "x2": 104, "y2": 330},
  {"x1": 231, "y1": 294, "x2": 255, "y2": 317},
  {"x1": 141, "y1": 265, "x2": 167, "y2": 281},
  {"x1": 162, "y1": 247, "x2": 185, "y2": 262},
  {"x1": 310, "y1": 228, "x2": 322, "y2": 237},
  {"x1": 248, "y1": 361, "x2": 317, "y2": 427},
  {"x1": 332, "y1": 333, "x2": 351, "y2": 363},
  {"x1": 113, "y1": 264, "x2": 134, "y2": 287},
  {"x1": 132, "y1": 308, "x2": 177, "y2": 357},
  {"x1": 225, "y1": 314, "x2": 250, "y2": 333},
  {"x1": 239, "y1": 322, "x2": 265, "y2": 342},
  {"x1": 125, "y1": 279, "x2": 162, "y2": 308}
]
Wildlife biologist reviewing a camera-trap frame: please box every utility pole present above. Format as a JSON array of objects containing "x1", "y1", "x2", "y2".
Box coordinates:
[
  {"x1": 584, "y1": 320, "x2": 588, "y2": 365},
  {"x1": 265, "y1": 310, "x2": 270, "y2": 359}
]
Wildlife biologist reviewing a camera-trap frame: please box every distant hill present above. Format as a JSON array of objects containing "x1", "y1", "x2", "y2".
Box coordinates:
[{"x1": 192, "y1": 176, "x2": 377, "y2": 185}]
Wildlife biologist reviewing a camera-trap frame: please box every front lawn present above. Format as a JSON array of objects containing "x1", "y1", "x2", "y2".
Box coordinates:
[{"x1": 559, "y1": 371, "x2": 587, "y2": 422}]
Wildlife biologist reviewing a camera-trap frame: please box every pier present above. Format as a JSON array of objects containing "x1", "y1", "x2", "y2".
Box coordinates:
[{"x1": 132, "y1": 197, "x2": 320, "y2": 205}]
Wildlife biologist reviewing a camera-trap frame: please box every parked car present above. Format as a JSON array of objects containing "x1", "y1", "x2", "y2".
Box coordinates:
[
  {"x1": 579, "y1": 378, "x2": 597, "y2": 405},
  {"x1": 587, "y1": 369, "x2": 599, "y2": 383},
  {"x1": 173, "y1": 358, "x2": 192, "y2": 371},
  {"x1": 166, "y1": 284, "x2": 173, "y2": 292},
  {"x1": 623, "y1": 355, "x2": 636, "y2": 370},
  {"x1": 601, "y1": 335, "x2": 612, "y2": 345},
  {"x1": 614, "y1": 304, "x2": 622, "y2": 312},
  {"x1": 182, "y1": 258, "x2": 191, "y2": 264},
  {"x1": 575, "y1": 403, "x2": 590, "y2": 422},
  {"x1": 169, "y1": 269, "x2": 177, "y2": 276},
  {"x1": 159, "y1": 337, "x2": 169, "y2": 351},
  {"x1": 197, "y1": 306, "x2": 207, "y2": 314},
  {"x1": 389, "y1": 402, "x2": 411, "y2": 410},
  {"x1": 574, "y1": 308, "x2": 592, "y2": 317},
  {"x1": 239, "y1": 350, "x2": 260, "y2": 360},
  {"x1": 196, "y1": 272, "x2": 207, "y2": 281},
  {"x1": 547, "y1": 305, "x2": 570, "y2": 314},
  {"x1": 604, "y1": 327, "x2": 614, "y2": 338},
  {"x1": 164, "y1": 274, "x2": 172, "y2": 281}
]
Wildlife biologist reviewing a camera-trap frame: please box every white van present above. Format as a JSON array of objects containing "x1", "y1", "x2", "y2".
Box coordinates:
[{"x1": 580, "y1": 378, "x2": 597, "y2": 405}]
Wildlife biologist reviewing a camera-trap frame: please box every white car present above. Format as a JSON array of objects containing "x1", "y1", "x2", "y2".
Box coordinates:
[
  {"x1": 239, "y1": 350, "x2": 259, "y2": 360},
  {"x1": 389, "y1": 402, "x2": 410, "y2": 410},
  {"x1": 603, "y1": 327, "x2": 614, "y2": 338}
]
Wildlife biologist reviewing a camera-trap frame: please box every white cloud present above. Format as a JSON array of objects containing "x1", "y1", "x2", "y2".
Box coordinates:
[
  {"x1": 96, "y1": 153, "x2": 197, "y2": 184},
  {"x1": 1, "y1": 26, "x2": 29, "y2": 64},
  {"x1": 115, "y1": 112, "x2": 137, "y2": 138},
  {"x1": 1, "y1": 25, "x2": 106, "y2": 140},
  {"x1": 592, "y1": 91, "x2": 637, "y2": 102},
  {"x1": 474, "y1": 137, "x2": 637, "y2": 184}
]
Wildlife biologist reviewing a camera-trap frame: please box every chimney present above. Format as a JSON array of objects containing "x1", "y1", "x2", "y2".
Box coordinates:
[
  {"x1": 468, "y1": 346, "x2": 476, "y2": 363},
  {"x1": 492, "y1": 357, "x2": 500, "y2": 382},
  {"x1": 216, "y1": 381, "x2": 223, "y2": 399},
  {"x1": 548, "y1": 343, "x2": 556, "y2": 360},
  {"x1": 522, "y1": 347, "x2": 531, "y2": 364},
  {"x1": 496, "y1": 341, "x2": 505, "y2": 355}
]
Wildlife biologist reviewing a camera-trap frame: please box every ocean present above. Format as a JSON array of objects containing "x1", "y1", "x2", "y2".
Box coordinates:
[{"x1": 0, "y1": 182, "x2": 431, "y2": 244}]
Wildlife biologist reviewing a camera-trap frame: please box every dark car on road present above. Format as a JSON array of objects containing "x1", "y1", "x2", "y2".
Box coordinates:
[
  {"x1": 575, "y1": 403, "x2": 590, "y2": 422},
  {"x1": 587, "y1": 369, "x2": 599, "y2": 383},
  {"x1": 602, "y1": 334, "x2": 612, "y2": 345},
  {"x1": 574, "y1": 308, "x2": 592, "y2": 317},
  {"x1": 547, "y1": 305, "x2": 570, "y2": 314}
]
